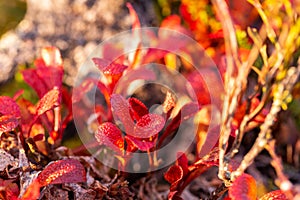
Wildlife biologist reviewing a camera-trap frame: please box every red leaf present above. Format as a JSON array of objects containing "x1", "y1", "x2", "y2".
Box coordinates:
[
  {"x1": 187, "y1": 72, "x2": 211, "y2": 105},
  {"x1": 16, "y1": 98, "x2": 35, "y2": 136},
  {"x1": 92, "y1": 58, "x2": 127, "y2": 75},
  {"x1": 129, "y1": 97, "x2": 149, "y2": 121},
  {"x1": 160, "y1": 15, "x2": 181, "y2": 29},
  {"x1": 0, "y1": 179, "x2": 19, "y2": 200},
  {"x1": 133, "y1": 113, "x2": 165, "y2": 138},
  {"x1": 23, "y1": 47, "x2": 63, "y2": 98},
  {"x1": 176, "y1": 152, "x2": 189, "y2": 175},
  {"x1": 36, "y1": 67, "x2": 63, "y2": 90},
  {"x1": 160, "y1": 15, "x2": 191, "y2": 36},
  {"x1": 95, "y1": 122, "x2": 124, "y2": 152},
  {"x1": 259, "y1": 190, "x2": 288, "y2": 200},
  {"x1": 22, "y1": 69, "x2": 48, "y2": 98},
  {"x1": 232, "y1": 97, "x2": 268, "y2": 133},
  {"x1": 0, "y1": 115, "x2": 19, "y2": 134},
  {"x1": 229, "y1": 173, "x2": 257, "y2": 200},
  {"x1": 41, "y1": 46, "x2": 63, "y2": 68},
  {"x1": 33, "y1": 134, "x2": 44, "y2": 142},
  {"x1": 142, "y1": 48, "x2": 169, "y2": 64},
  {"x1": 37, "y1": 159, "x2": 86, "y2": 186},
  {"x1": 124, "y1": 135, "x2": 155, "y2": 151},
  {"x1": 36, "y1": 87, "x2": 60, "y2": 116},
  {"x1": 180, "y1": 102, "x2": 200, "y2": 120},
  {"x1": 125, "y1": 135, "x2": 138, "y2": 152},
  {"x1": 5, "y1": 184, "x2": 19, "y2": 200},
  {"x1": 126, "y1": 2, "x2": 141, "y2": 30},
  {"x1": 164, "y1": 165, "x2": 183, "y2": 185},
  {"x1": 0, "y1": 96, "x2": 21, "y2": 118},
  {"x1": 111, "y1": 94, "x2": 135, "y2": 133},
  {"x1": 187, "y1": 69, "x2": 224, "y2": 107},
  {"x1": 34, "y1": 58, "x2": 47, "y2": 68}
]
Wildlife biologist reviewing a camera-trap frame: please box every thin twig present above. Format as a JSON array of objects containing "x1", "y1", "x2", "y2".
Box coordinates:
[
  {"x1": 231, "y1": 62, "x2": 300, "y2": 181},
  {"x1": 266, "y1": 140, "x2": 294, "y2": 199},
  {"x1": 211, "y1": 0, "x2": 242, "y2": 182}
]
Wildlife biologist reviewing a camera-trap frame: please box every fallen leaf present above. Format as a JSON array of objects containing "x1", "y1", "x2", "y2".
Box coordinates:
[{"x1": 37, "y1": 159, "x2": 86, "y2": 186}]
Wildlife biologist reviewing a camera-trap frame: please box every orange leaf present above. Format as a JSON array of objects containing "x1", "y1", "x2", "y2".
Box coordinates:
[
  {"x1": 229, "y1": 173, "x2": 257, "y2": 200},
  {"x1": 259, "y1": 190, "x2": 288, "y2": 200},
  {"x1": 21, "y1": 180, "x2": 41, "y2": 200}
]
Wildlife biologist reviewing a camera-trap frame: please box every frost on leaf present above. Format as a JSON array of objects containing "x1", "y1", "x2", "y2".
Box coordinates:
[
  {"x1": 134, "y1": 113, "x2": 165, "y2": 138},
  {"x1": 229, "y1": 173, "x2": 257, "y2": 200},
  {"x1": 36, "y1": 87, "x2": 60, "y2": 116},
  {"x1": 0, "y1": 96, "x2": 21, "y2": 118},
  {"x1": 95, "y1": 122, "x2": 124, "y2": 152},
  {"x1": 37, "y1": 159, "x2": 86, "y2": 186}
]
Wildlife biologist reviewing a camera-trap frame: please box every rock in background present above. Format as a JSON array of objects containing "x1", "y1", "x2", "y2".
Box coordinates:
[{"x1": 0, "y1": 0, "x2": 158, "y2": 85}]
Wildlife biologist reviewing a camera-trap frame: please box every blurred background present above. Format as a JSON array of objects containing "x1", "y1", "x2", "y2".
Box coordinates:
[{"x1": 0, "y1": 0, "x2": 168, "y2": 89}]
